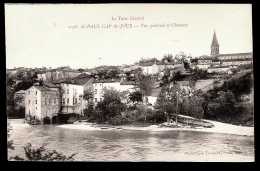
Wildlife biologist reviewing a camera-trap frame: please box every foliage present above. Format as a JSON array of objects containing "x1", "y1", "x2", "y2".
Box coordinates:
[
  {"x1": 97, "y1": 69, "x2": 120, "y2": 79},
  {"x1": 129, "y1": 90, "x2": 143, "y2": 103},
  {"x1": 10, "y1": 143, "x2": 77, "y2": 161},
  {"x1": 161, "y1": 54, "x2": 174, "y2": 62},
  {"x1": 138, "y1": 57, "x2": 158, "y2": 64},
  {"x1": 96, "y1": 87, "x2": 127, "y2": 122},
  {"x1": 14, "y1": 79, "x2": 35, "y2": 92},
  {"x1": 83, "y1": 88, "x2": 94, "y2": 103},
  {"x1": 7, "y1": 75, "x2": 16, "y2": 88},
  {"x1": 78, "y1": 68, "x2": 84, "y2": 72},
  {"x1": 180, "y1": 95, "x2": 204, "y2": 119},
  {"x1": 109, "y1": 115, "x2": 122, "y2": 125},
  {"x1": 136, "y1": 74, "x2": 155, "y2": 103},
  {"x1": 155, "y1": 84, "x2": 181, "y2": 122},
  {"x1": 206, "y1": 91, "x2": 238, "y2": 117},
  {"x1": 190, "y1": 68, "x2": 208, "y2": 81},
  {"x1": 7, "y1": 121, "x2": 14, "y2": 150}
]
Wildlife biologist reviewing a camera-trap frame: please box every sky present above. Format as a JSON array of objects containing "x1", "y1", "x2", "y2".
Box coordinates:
[{"x1": 5, "y1": 4, "x2": 252, "y2": 69}]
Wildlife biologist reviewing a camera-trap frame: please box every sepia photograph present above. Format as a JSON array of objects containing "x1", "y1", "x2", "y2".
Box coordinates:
[{"x1": 6, "y1": 4, "x2": 254, "y2": 162}]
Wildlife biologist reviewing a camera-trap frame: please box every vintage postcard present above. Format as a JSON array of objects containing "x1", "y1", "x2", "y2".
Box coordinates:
[{"x1": 6, "y1": 4, "x2": 254, "y2": 162}]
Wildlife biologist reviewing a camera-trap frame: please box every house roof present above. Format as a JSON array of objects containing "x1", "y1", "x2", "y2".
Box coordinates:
[
  {"x1": 208, "y1": 66, "x2": 230, "y2": 69},
  {"x1": 73, "y1": 77, "x2": 93, "y2": 85},
  {"x1": 120, "y1": 81, "x2": 136, "y2": 85},
  {"x1": 198, "y1": 57, "x2": 212, "y2": 60},
  {"x1": 15, "y1": 90, "x2": 25, "y2": 94},
  {"x1": 176, "y1": 81, "x2": 190, "y2": 86},
  {"x1": 33, "y1": 86, "x2": 50, "y2": 91},
  {"x1": 93, "y1": 79, "x2": 121, "y2": 83},
  {"x1": 43, "y1": 82, "x2": 60, "y2": 88},
  {"x1": 139, "y1": 61, "x2": 155, "y2": 66},
  {"x1": 217, "y1": 52, "x2": 252, "y2": 57}
]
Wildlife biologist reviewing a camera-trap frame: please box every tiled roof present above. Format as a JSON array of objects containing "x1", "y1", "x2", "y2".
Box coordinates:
[
  {"x1": 93, "y1": 79, "x2": 121, "y2": 83},
  {"x1": 15, "y1": 90, "x2": 25, "y2": 94},
  {"x1": 43, "y1": 82, "x2": 60, "y2": 88},
  {"x1": 120, "y1": 81, "x2": 136, "y2": 85},
  {"x1": 33, "y1": 86, "x2": 50, "y2": 91},
  {"x1": 217, "y1": 52, "x2": 252, "y2": 57},
  {"x1": 176, "y1": 81, "x2": 190, "y2": 86},
  {"x1": 139, "y1": 62, "x2": 155, "y2": 66},
  {"x1": 208, "y1": 66, "x2": 230, "y2": 69}
]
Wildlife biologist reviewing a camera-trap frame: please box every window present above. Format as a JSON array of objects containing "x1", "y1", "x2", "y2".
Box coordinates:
[
  {"x1": 36, "y1": 91, "x2": 37, "y2": 95},
  {"x1": 95, "y1": 98, "x2": 97, "y2": 102},
  {"x1": 75, "y1": 98, "x2": 77, "y2": 103},
  {"x1": 35, "y1": 100, "x2": 37, "y2": 104},
  {"x1": 62, "y1": 98, "x2": 65, "y2": 105},
  {"x1": 29, "y1": 110, "x2": 30, "y2": 114},
  {"x1": 95, "y1": 84, "x2": 97, "y2": 86},
  {"x1": 45, "y1": 97, "x2": 47, "y2": 104},
  {"x1": 67, "y1": 89, "x2": 69, "y2": 93},
  {"x1": 54, "y1": 98, "x2": 56, "y2": 104},
  {"x1": 100, "y1": 84, "x2": 101, "y2": 86},
  {"x1": 28, "y1": 91, "x2": 30, "y2": 95},
  {"x1": 36, "y1": 107, "x2": 37, "y2": 110},
  {"x1": 49, "y1": 96, "x2": 51, "y2": 104},
  {"x1": 95, "y1": 89, "x2": 97, "y2": 94},
  {"x1": 67, "y1": 98, "x2": 69, "y2": 104},
  {"x1": 28, "y1": 100, "x2": 30, "y2": 104},
  {"x1": 100, "y1": 98, "x2": 102, "y2": 101}
]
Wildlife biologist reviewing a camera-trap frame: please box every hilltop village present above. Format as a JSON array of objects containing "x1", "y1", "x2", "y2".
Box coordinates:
[{"x1": 7, "y1": 31, "x2": 253, "y2": 127}]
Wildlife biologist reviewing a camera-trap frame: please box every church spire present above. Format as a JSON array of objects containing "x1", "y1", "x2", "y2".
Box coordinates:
[
  {"x1": 212, "y1": 30, "x2": 218, "y2": 45},
  {"x1": 211, "y1": 30, "x2": 219, "y2": 56}
]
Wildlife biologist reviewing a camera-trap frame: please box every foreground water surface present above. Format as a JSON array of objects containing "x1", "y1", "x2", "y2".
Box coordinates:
[{"x1": 8, "y1": 119, "x2": 254, "y2": 161}]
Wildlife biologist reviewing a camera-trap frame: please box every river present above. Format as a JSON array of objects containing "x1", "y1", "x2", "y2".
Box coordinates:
[{"x1": 8, "y1": 119, "x2": 254, "y2": 162}]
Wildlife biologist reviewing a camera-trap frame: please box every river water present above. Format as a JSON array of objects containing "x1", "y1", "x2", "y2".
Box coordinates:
[{"x1": 8, "y1": 119, "x2": 254, "y2": 162}]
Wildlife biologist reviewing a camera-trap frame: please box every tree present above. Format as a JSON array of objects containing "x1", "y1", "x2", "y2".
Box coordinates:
[
  {"x1": 14, "y1": 79, "x2": 35, "y2": 92},
  {"x1": 16, "y1": 70, "x2": 25, "y2": 80},
  {"x1": 138, "y1": 57, "x2": 158, "y2": 64},
  {"x1": 161, "y1": 54, "x2": 174, "y2": 62},
  {"x1": 83, "y1": 88, "x2": 94, "y2": 104},
  {"x1": 107, "y1": 69, "x2": 120, "y2": 79},
  {"x1": 96, "y1": 87, "x2": 127, "y2": 123},
  {"x1": 207, "y1": 91, "x2": 237, "y2": 117},
  {"x1": 129, "y1": 90, "x2": 143, "y2": 103},
  {"x1": 97, "y1": 69, "x2": 108, "y2": 79},
  {"x1": 7, "y1": 74, "x2": 15, "y2": 88},
  {"x1": 137, "y1": 74, "x2": 155, "y2": 104},
  {"x1": 78, "y1": 68, "x2": 84, "y2": 72},
  {"x1": 155, "y1": 84, "x2": 181, "y2": 123}
]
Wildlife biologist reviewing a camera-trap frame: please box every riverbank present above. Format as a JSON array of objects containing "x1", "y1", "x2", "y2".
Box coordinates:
[
  {"x1": 9, "y1": 118, "x2": 253, "y2": 136},
  {"x1": 56, "y1": 119, "x2": 254, "y2": 136}
]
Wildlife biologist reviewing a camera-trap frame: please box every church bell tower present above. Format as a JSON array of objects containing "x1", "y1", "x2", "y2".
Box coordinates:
[{"x1": 211, "y1": 30, "x2": 219, "y2": 56}]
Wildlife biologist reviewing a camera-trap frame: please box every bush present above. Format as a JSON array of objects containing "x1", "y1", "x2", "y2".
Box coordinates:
[
  {"x1": 10, "y1": 143, "x2": 77, "y2": 161},
  {"x1": 109, "y1": 115, "x2": 122, "y2": 125}
]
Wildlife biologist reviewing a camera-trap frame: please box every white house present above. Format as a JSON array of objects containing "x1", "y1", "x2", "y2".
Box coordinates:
[
  {"x1": 60, "y1": 82, "x2": 84, "y2": 115},
  {"x1": 140, "y1": 61, "x2": 158, "y2": 75},
  {"x1": 93, "y1": 79, "x2": 136, "y2": 105}
]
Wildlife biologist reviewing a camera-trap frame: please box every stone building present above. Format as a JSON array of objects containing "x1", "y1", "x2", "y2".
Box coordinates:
[{"x1": 25, "y1": 85, "x2": 60, "y2": 123}]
